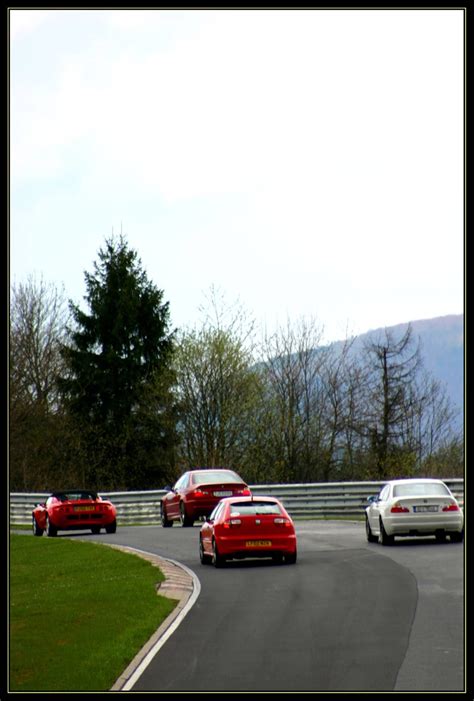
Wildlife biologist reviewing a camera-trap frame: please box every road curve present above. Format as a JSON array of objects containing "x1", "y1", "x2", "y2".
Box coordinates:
[
  {"x1": 84, "y1": 520, "x2": 464, "y2": 693},
  {"x1": 105, "y1": 546, "x2": 199, "y2": 691}
]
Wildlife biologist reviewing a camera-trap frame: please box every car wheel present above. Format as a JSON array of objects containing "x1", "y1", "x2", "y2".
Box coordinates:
[
  {"x1": 378, "y1": 518, "x2": 393, "y2": 546},
  {"x1": 450, "y1": 530, "x2": 464, "y2": 543},
  {"x1": 161, "y1": 504, "x2": 173, "y2": 528},
  {"x1": 91, "y1": 526, "x2": 101, "y2": 534},
  {"x1": 199, "y1": 536, "x2": 211, "y2": 564},
  {"x1": 435, "y1": 531, "x2": 447, "y2": 543},
  {"x1": 180, "y1": 502, "x2": 194, "y2": 527},
  {"x1": 46, "y1": 517, "x2": 57, "y2": 537},
  {"x1": 285, "y1": 550, "x2": 297, "y2": 564},
  {"x1": 365, "y1": 516, "x2": 377, "y2": 543},
  {"x1": 105, "y1": 520, "x2": 117, "y2": 534},
  {"x1": 32, "y1": 516, "x2": 44, "y2": 537},
  {"x1": 212, "y1": 538, "x2": 225, "y2": 568}
]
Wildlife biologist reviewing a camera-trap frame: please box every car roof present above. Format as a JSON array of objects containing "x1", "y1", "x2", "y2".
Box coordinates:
[
  {"x1": 51, "y1": 489, "x2": 98, "y2": 498},
  {"x1": 220, "y1": 496, "x2": 280, "y2": 504},
  {"x1": 187, "y1": 469, "x2": 240, "y2": 478},
  {"x1": 385, "y1": 478, "x2": 446, "y2": 486},
  {"x1": 188, "y1": 468, "x2": 235, "y2": 474}
]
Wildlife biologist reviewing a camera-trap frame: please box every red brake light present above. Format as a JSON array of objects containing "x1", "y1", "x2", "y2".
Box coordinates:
[
  {"x1": 391, "y1": 503, "x2": 409, "y2": 513},
  {"x1": 241, "y1": 488, "x2": 251, "y2": 496},
  {"x1": 193, "y1": 489, "x2": 209, "y2": 497},
  {"x1": 442, "y1": 503, "x2": 460, "y2": 512},
  {"x1": 274, "y1": 517, "x2": 292, "y2": 527}
]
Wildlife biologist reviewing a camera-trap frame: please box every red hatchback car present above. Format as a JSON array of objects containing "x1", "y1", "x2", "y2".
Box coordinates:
[
  {"x1": 32, "y1": 490, "x2": 117, "y2": 537},
  {"x1": 199, "y1": 496, "x2": 297, "y2": 566},
  {"x1": 161, "y1": 469, "x2": 251, "y2": 527}
]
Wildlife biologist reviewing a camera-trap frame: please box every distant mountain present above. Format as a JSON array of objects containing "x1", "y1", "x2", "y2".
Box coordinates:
[{"x1": 336, "y1": 314, "x2": 464, "y2": 416}]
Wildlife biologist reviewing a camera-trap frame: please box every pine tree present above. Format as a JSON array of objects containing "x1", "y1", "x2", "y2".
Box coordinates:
[{"x1": 59, "y1": 236, "x2": 178, "y2": 489}]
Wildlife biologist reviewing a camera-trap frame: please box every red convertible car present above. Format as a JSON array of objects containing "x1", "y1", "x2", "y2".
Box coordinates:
[
  {"x1": 161, "y1": 469, "x2": 251, "y2": 527},
  {"x1": 32, "y1": 490, "x2": 117, "y2": 537},
  {"x1": 199, "y1": 496, "x2": 297, "y2": 566}
]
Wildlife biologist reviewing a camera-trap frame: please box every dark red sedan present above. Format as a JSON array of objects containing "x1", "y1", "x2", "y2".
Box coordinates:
[
  {"x1": 199, "y1": 496, "x2": 297, "y2": 566},
  {"x1": 32, "y1": 490, "x2": 117, "y2": 537},
  {"x1": 161, "y1": 469, "x2": 251, "y2": 527}
]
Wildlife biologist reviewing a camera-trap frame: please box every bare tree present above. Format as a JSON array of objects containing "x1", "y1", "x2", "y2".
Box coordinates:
[
  {"x1": 10, "y1": 274, "x2": 70, "y2": 411},
  {"x1": 258, "y1": 318, "x2": 328, "y2": 482},
  {"x1": 318, "y1": 336, "x2": 360, "y2": 480},
  {"x1": 9, "y1": 275, "x2": 71, "y2": 490},
  {"x1": 411, "y1": 371, "x2": 462, "y2": 465},
  {"x1": 174, "y1": 291, "x2": 260, "y2": 475}
]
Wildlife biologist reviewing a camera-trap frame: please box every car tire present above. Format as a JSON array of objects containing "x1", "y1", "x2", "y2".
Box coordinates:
[
  {"x1": 180, "y1": 502, "x2": 194, "y2": 527},
  {"x1": 91, "y1": 526, "x2": 101, "y2": 534},
  {"x1": 105, "y1": 520, "x2": 117, "y2": 534},
  {"x1": 285, "y1": 550, "x2": 297, "y2": 564},
  {"x1": 32, "y1": 516, "x2": 44, "y2": 537},
  {"x1": 212, "y1": 538, "x2": 225, "y2": 568},
  {"x1": 199, "y1": 536, "x2": 211, "y2": 564},
  {"x1": 161, "y1": 504, "x2": 173, "y2": 528},
  {"x1": 378, "y1": 518, "x2": 394, "y2": 546},
  {"x1": 365, "y1": 516, "x2": 377, "y2": 543},
  {"x1": 450, "y1": 530, "x2": 464, "y2": 543},
  {"x1": 46, "y1": 517, "x2": 57, "y2": 537}
]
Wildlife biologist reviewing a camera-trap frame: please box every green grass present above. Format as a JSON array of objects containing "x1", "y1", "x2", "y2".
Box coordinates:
[{"x1": 9, "y1": 534, "x2": 177, "y2": 692}]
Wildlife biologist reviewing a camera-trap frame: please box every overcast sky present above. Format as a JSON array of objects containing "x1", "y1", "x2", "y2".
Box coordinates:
[{"x1": 9, "y1": 8, "x2": 464, "y2": 344}]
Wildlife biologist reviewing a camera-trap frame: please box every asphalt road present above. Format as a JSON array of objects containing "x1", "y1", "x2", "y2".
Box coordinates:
[{"x1": 79, "y1": 521, "x2": 464, "y2": 692}]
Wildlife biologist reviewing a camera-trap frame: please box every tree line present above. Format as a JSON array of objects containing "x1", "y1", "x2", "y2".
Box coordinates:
[{"x1": 9, "y1": 237, "x2": 464, "y2": 492}]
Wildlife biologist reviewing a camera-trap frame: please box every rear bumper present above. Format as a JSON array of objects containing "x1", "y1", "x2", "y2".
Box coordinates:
[
  {"x1": 216, "y1": 533, "x2": 297, "y2": 557},
  {"x1": 50, "y1": 512, "x2": 116, "y2": 528},
  {"x1": 384, "y1": 513, "x2": 463, "y2": 536},
  {"x1": 186, "y1": 498, "x2": 226, "y2": 518}
]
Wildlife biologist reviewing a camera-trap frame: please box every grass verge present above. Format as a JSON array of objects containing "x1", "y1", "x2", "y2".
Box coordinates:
[{"x1": 9, "y1": 533, "x2": 178, "y2": 692}]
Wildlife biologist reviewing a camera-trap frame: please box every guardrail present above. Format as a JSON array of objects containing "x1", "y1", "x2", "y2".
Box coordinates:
[{"x1": 10, "y1": 479, "x2": 464, "y2": 527}]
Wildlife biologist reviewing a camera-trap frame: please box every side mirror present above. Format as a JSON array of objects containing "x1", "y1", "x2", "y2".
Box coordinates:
[
  {"x1": 367, "y1": 495, "x2": 378, "y2": 504},
  {"x1": 163, "y1": 485, "x2": 172, "y2": 492}
]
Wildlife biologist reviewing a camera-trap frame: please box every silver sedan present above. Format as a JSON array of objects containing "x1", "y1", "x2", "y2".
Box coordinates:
[{"x1": 365, "y1": 478, "x2": 464, "y2": 545}]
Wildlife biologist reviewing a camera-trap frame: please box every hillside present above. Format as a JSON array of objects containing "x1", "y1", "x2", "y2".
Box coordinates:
[{"x1": 339, "y1": 314, "x2": 464, "y2": 416}]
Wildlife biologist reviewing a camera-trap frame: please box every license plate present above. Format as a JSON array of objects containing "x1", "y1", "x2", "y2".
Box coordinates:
[
  {"x1": 245, "y1": 540, "x2": 272, "y2": 547},
  {"x1": 74, "y1": 505, "x2": 95, "y2": 512},
  {"x1": 414, "y1": 505, "x2": 438, "y2": 513},
  {"x1": 214, "y1": 491, "x2": 232, "y2": 497}
]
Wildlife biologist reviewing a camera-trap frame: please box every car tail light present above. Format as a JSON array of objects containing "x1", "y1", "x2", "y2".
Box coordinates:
[
  {"x1": 391, "y1": 503, "x2": 409, "y2": 513},
  {"x1": 241, "y1": 488, "x2": 251, "y2": 496},
  {"x1": 223, "y1": 519, "x2": 242, "y2": 528},
  {"x1": 192, "y1": 489, "x2": 209, "y2": 497},
  {"x1": 274, "y1": 517, "x2": 292, "y2": 527},
  {"x1": 442, "y1": 503, "x2": 460, "y2": 512}
]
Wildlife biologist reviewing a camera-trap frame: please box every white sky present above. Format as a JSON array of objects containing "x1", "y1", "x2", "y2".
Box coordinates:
[{"x1": 9, "y1": 8, "x2": 465, "y2": 344}]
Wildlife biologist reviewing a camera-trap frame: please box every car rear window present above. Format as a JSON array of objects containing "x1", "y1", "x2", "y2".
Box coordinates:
[
  {"x1": 55, "y1": 492, "x2": 97, "y2": 501},
  {"x1": 229, "y1": 501, "x2": 283, "y2": 515},
  {"x1": 192, "y1": 471, "x2": 243, "y2": 485},
  {"x1": 393, "y1": 483, "x2": 450, "y2": 498}
]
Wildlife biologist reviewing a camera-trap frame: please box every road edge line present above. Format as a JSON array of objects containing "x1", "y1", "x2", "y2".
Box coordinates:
[{"x1": 107, "y1": 546, "x2": 201, "y2": 691}]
